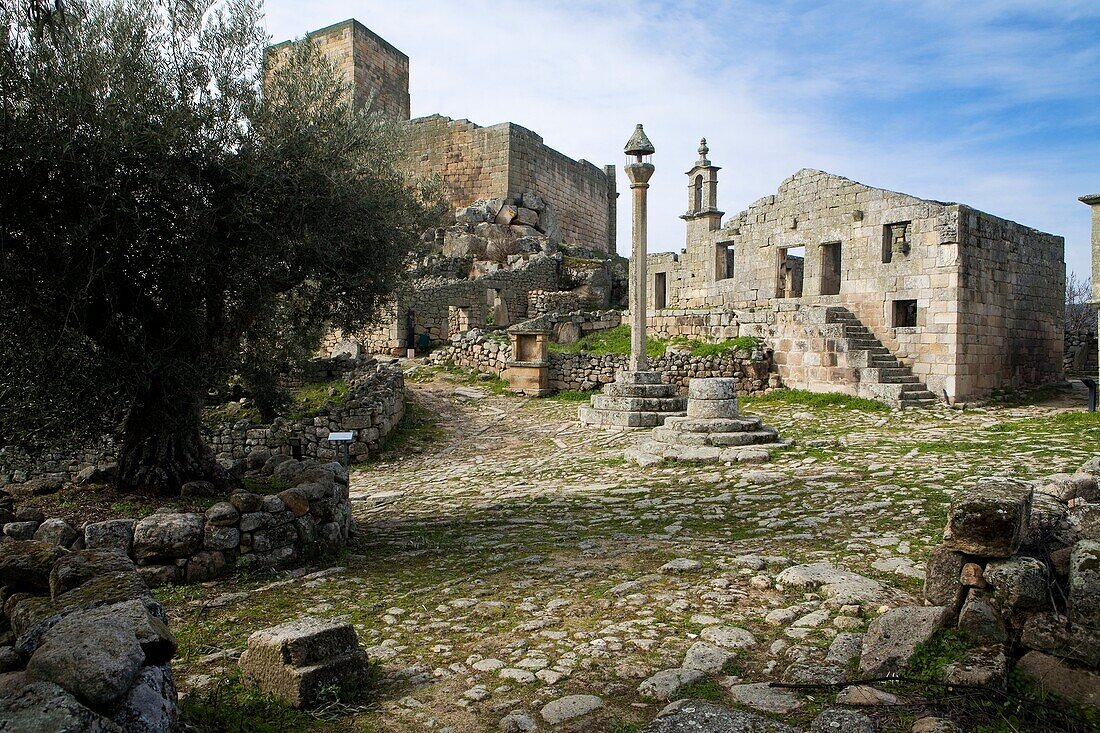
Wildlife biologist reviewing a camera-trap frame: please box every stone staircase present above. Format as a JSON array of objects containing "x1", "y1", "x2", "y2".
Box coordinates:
[{"x1": 825, "y1": 307, "x2": 939, "y2": 408}]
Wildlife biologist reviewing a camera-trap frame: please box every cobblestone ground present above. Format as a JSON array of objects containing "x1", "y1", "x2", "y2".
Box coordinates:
[{"x1": 164, "y1": 373, "x2": 1098, "y2": 732}]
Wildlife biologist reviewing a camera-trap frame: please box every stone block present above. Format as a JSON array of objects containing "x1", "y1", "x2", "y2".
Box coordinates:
[
  {"x1": 1020, "y1": 611, "x2": 1100, "y2": 667},
  {"x1": 32, "y1": 519, "x2": 78, "y2": 548},
  {"x1": 1069, "y1": 540, "x2": 1100, "y2": 626},
  {"x1": 1016, "y1": 650, "x2": 1100, "y2": 710},
  {"x1": 858, "y1": 606, "x2": 950, "y2": 676},
  {"x1": 84, "y1": 519, "x2": 136, "y2": 556},
  {"x1": 923, "y1": 545, "x2": 968, "y2": 611},
  {"x1": 687, "y1": 378, "x2": 740, "y2": 401},
  {"x1": 132, "y1": 513, "x2": 204, "y2": 561},
  {"x1": 239, "y1": 617, "x2": 368, "y2": 708},
  {"x1": 957, "y1": 588, "x2": 1007, "y2": 644},
  {"x1": 984, "y1": 556, "x2": 1049, "y2": 615},
  {"x1": 687, "y1": 399, "x2": 740, "y2": 419},
  {"x1": 942, "y1": 479, "x2": 1032, "y2": 557}
]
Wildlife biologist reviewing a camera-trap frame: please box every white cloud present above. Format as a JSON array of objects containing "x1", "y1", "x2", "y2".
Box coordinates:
[{"x1": 263, "y1": 0, "x2": 1097, "y2": 277}]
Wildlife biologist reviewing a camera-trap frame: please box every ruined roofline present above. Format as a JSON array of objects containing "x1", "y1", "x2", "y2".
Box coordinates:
[
  {"x1": 268, "y1": 18, "x2": 409, "y2": 61},
  {"x1": 407, "y1": 114, "x2": 607, "y2": 175},
  {"x1": 718, "y1": 167, "x2": 1061, "y2": 240}
]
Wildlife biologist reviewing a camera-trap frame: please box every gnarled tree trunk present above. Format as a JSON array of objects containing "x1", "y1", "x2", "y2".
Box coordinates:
[{"x1": 115, "y1": 377, "x2": 237, "y2": 496}]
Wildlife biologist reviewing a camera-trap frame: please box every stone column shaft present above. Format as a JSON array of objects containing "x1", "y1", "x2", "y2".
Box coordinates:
[{"x1": 626, "y1": 162, "x2": 655, "y2": 373}]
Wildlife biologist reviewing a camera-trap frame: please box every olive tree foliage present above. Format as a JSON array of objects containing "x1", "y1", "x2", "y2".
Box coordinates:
[{"x1": 0, "y1": 0, "x2": 442, "y2": 494}]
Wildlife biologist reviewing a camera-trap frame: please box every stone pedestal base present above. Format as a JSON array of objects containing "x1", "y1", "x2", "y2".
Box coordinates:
[
  {"x1": 627, "y1": 378, "x2": 786, "y2": 464},
  {"x1": 578, "y1": 370, "x2": 686, "y2": 428},
  {"x1": 504, "y1": 361, "x2": 550, "y2": 396}
]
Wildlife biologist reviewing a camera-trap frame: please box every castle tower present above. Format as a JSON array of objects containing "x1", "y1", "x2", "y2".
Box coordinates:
[{"x1": 681, "y1": 138, "x2": 723, "y2": 235}]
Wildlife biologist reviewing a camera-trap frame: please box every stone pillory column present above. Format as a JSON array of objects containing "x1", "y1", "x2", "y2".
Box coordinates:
[
  {"x1": 578, "y1": 125, "x2": 687, "y2": 429},
  {"x1": 625, "y1": 124, "x2": 655, "y2": 372}
]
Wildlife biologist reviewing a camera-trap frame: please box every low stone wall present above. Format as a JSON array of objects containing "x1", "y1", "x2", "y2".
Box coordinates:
[
  {"x1": 918, "y1": 463, "x2": 1100, "y2": 703},
  {"x1": 0, "y1": 457, "x2": 353, "y2": 587},
  {"x1": 0, "y1": 538, "x2": 179, "y2": 730},
  {"x1": 1, "y1": 361, "x2": 405, "y2": 486},
  {"x1": 206, "y1": 361, "x2": 406, "y2": 471},
  {"x1": 550, "y1": 351, "x2": 777, "y2": 394},
  {"x1": 428, "y1": 330, "x2": 778, "y2": 395}
]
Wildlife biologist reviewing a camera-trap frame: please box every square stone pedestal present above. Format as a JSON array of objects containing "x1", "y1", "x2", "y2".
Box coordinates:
[{"x1": 504, "y1": 331, "x2": 550, "y2": 396}]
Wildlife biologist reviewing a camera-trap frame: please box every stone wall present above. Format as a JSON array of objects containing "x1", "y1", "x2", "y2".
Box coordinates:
[
  {"x1": 400, "y1": 115, "x2": 615, "y2": 252},
  {"x1": 0, "y1": 457, "x2": 353, "y2": 587},
  {"x1": 1065, "y1": 327, "x2": 1099, "y2": 376},
  {"x1": 648, "y1": 165, "x2": 1066, "y2": 402},
  {"x1": 206, "y1": 361, "x2": 406, "y2": 470},
  {"x1": 920, "y1": 465, "x2": 1100, "y2": 703},
  {"x1": 427, "y1": 330, "x2": 778, "y2": 396},
  {"x1": 0, "y1": 537, "x2": 180, "y2": 730},
  {"x1": 954, "y1": 207, "x2": 1065, "y2": 397},
  {"x1": 267, "y1": 19, "x2": 410, "y2": 119},
  {"x1": 1, "y1": 362, "x2": 405, "y2": 487}
]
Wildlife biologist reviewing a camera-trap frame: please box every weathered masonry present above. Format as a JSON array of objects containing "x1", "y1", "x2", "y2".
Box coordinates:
[
  {"x1": 648, "y1": 141, "x2": 1065, "y2": 404},
  {"x1": 269, "y1": 19, "x2": 617, "y2": 253}
]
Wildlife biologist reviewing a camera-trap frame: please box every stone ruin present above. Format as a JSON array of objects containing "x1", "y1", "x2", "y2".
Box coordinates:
[
  {"x1": 918, "y1": 471, "x2": 1099, "y2": 704},
  {"x1": 628, "y1": 378, "x2": 785, "y2": 465}
]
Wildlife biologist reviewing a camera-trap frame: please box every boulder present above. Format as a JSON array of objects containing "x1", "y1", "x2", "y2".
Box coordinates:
[
  {"x1": 1035, "y1": 472, "x2": 1098, "y2": 503},
  {"x1": 180, "y1": 480, "x2": 219, "y2": 499},
  {"x1": 204, "y1": 524, "x2": 240, "y2": 552},
  {"x1": 682, "y1": 641, "x2": 735, "y2": 674},
  {"x1": 204, "y1": 502, "x2": 239, "y2": 527},
  {"x1": 44, "y1": 599, "x2": 175, "y2": 666},
  {"x1": 776, "y1": 562, "x2": 895, "y2": 607},
  {"x1": 641, "y1": 699, "x2": 800, "y2": 732},
  {"x1": 513, "y1": 207, "x2": 540, "y2": 227},
  {"x1": 726, "y1": 682, "x2": 806, "y2": 714},
  {"x1": 229, "y1": 491, "x2": 264, "y2": 513},
  {"x1": 0, "y1": 673, "x2": 122, "y2": 732},
  {"x1": 73, "y1": 464, "x2": 116, "y2": 487},
  {"x1": 106, "y1": 664, "x2": 178, "y2": 733},
  {"x1": 84, "y1": 519, "x2": 136, "y2": 555},
  {"x1": 1016, "y1": 650, "x2": 1100, "y2": 710},
  {"x1": 49, "y1": 550, "x2": 136, "y2": 598},
  {"x1": 494, "y1": 204, "x2": 518, "y2": 226},
  {"x1": 0, "y1": 539, "x2": 68, "y2": 592},
  {"x1": 1020, "y1": 611, "x2": 1100, "y2": 667},
  {"x1": 859, "y1": 606, "x2": 950, "y2": 676},
  {"x1": 132, "y1": 513, "x2": 203, "y2": 561},
  {"x1": 26, "y1": 615, "x2": 144, "y2": 706},
  {"x1": 185, "y1": 551, "x2": 227, "y2": 584},
  {"x1": 32, "y1": 518, "x2": 78, "y2": 548},
  {"x1": 943, "y1": 644, "x2": 1008, "y2": 689},
  {"x1": 19, "y1": 476, "x2": 64, "y2": 497},
  {"x1": 957, "y1": 589, "x2": 1007, "y2": 644},
  {"x1": 942, "y1": 479, "x2": 1031, "y2": 557},
  {"x1": 2, "y1": 522, "x2": 39, "y2": 540}
]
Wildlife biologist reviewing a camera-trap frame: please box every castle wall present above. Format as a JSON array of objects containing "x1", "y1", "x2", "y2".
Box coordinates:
[
  {"x1": 268, "y1": 19, "x2": 411, "y2": 119},
  {"x1": 400, "y1": 116, "x2": 616, "y2": 252},
  {"x1": 954, "y1": 207, "x2": 1065, "y2": 397}
]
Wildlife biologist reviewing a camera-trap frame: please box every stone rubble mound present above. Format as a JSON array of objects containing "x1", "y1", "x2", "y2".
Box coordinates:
[
  {"x1": 0, "y1": 539, "x2": 178, "y2": 732},
  {"x1": 426, "y1": 193, "x2": 561, "y2": 265},
  {"x1": 629, "y1": 378, "x2": 785, "y2": 464}
]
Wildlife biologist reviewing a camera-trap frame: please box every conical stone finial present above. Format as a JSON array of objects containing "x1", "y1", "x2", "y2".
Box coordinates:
[{"x1": 624, "y1": 124, "x2": 655, "y2": 157}]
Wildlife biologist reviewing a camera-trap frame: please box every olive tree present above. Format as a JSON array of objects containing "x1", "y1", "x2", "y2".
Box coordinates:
[{"x1": 0, "y1": 0, "x2": 440, "y2": 494}]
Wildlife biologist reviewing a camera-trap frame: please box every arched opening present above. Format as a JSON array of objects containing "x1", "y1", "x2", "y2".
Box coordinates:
[{"x1": 693, "y1": 175, "x2": 703, "y2": 213}]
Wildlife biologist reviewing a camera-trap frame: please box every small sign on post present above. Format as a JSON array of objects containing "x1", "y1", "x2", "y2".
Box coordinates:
[{"x1": 327, "y1": 431, "x2": 354, "y2": 467}]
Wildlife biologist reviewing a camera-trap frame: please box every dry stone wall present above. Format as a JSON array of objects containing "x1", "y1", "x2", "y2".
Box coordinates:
[
  {"x1": 428, "y1": 330, "x2": 778, "y2": 396},
  {"x1": 206, "y1": 361, "x2": 405, "y2": 469},
  {"x1": 919, "y1": 465, "x2": 1100, "y2": 704},
  {"x1": 0, "y1": 457, "x2": 353, "y2": 588}
]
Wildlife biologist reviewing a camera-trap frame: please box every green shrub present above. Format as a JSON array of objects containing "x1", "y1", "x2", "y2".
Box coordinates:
[{"x1": 742, "y1": 388, "x2": 891, "y2": 412}]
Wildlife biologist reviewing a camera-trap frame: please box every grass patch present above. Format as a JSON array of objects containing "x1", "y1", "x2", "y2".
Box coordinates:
[
  {"x1": 742, "y1": 388, "x2": 891, "y2": 413},
  {"x1": 240, "y1": 475, "x2": 292, "y2": 495},
  {"x1": 674, "y1": 677, "x2": 725, "y2": 702},
  {"x1": 668, "y1": 335, "x2": 761, "y2": 357},
  {"x1": 286, "y1": 380, "x2": 348, "y2": 420},
  {"x1": 547, "y1": 390, "x2": 593, "y2": 402},
  {"x1": 549, "y1": 325, "x2": 667, "y2": 358},
  {"x1": 377, "y1": 401, "x2": 444, "y2": 456},
  {"x1": 906, "y1": 629, "x2": 969, "y2": 682}
]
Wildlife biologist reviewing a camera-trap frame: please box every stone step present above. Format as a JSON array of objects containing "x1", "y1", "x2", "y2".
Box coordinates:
[
  {"x1": 578, "y1": 407, "x2": 685, "y2": 428},
  {"x1": 859, "y1": 367, "x2": 913, "y2": 382},
  {"x1": 614, "y1": 370, "x2": 664, "y2": 386},
  {"x1": 637, "y1": 440, "x2": 775, "y2": 465},
  {"x1": 589, "y1": 395, "x2": 688, "y2": 413},
  {"x1": 662, "y1": 416, "x2": 763, "y2": 433},
  {"x1": 603, "y1": 383, "x2": 680, "y2": 398}
]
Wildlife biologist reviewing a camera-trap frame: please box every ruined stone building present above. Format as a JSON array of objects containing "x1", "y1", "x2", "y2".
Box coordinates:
[
  {"x1": 268, "y1": 19, "x2": 616, "y2": 255},
  {"x1": 270, "y1": 19, "x2": 620, "y2": 353},
  {"x1": 647, "y1": 141, "x2": 1065, "y2": 405}
]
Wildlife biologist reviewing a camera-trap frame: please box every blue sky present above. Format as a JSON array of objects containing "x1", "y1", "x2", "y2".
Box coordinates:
[{"x1": 265, "y1": 0, "x2": 1100, "y2": 277}]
